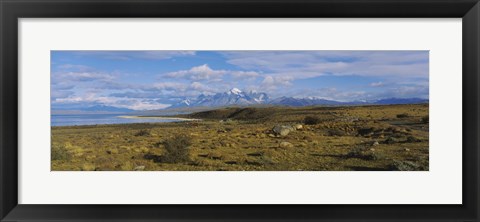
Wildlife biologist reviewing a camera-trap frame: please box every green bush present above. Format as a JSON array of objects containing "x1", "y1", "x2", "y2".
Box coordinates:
[
  {"x1": 384, "y1": 137, "x2": 397, "y2": 144},
  {"x1": 51, "y1": 144, "x2": 71, "y2": 161},
  {"x1": 421, "y1": 115, "x2": 429, "y2": 124},
  {"x1": 346, "y1": 146, "x2": 367, "y2": 158},
  {"x1": 396, "y1": 113, "x2": 410, "y2": 118},
  {"x1": 162, "y1": 135, "x2": 192, "y2": 163},
  {"x1": 406, "y1": 136, "x2": 421, "y2": 143},
  {"x1": 328, "y1": 129, "x2": 346, "y2": 136},
  {"x1": 134, "y1": 129, "x2": 150, "y2": 137},
  {"x1": 345, "y1": 146, "x2": 383, "y2": 161},
  {"x1": 304, "y1": 116, "x2": 321, "y2": 125},
  {"x1": 389, "y1": 160, "x2": 427, "y2": 171},
  {"x1": 357, "y1": 127, "x2": 374, "y2": 136}
]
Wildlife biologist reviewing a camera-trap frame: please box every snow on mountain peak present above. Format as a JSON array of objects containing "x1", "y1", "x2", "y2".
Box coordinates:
[
  {"x1": 229, "y1": 88, "x2": 242, "y2": 95},
  {"x1": 181, "y1": 99, "x2": 191, "y2": 106}
]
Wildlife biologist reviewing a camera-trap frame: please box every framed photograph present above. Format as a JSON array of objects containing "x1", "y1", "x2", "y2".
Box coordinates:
[{"x1": 1, "y1": 0, "x2": 478, "y2": 221}]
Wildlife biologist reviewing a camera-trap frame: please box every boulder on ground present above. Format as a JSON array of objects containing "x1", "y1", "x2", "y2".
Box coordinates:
[
  {"x1": 272, "y1": 125, "x2": 295, "y2": 137},
  {"x1": 134, "y1": 165, "x2": 145, "y2": 171},
  {"x1": 294, "y1": 124, "x2": 303, "y2": 130},
  {"x1": 279, "y1": 141, "x2": 294, "y2": 148}
]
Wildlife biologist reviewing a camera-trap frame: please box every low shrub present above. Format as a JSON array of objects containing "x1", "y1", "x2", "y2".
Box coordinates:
[
  {"x1": 421, "y1": 115, "x2": 429, "y2": 124},
  {"x1": 162, "y1": 135, "x2": 192, "y2": 163},
  {"x1": 304, "y1": 116, "x2": 321, "y2": 125},
  {"x1": 346, "y1": 146, "x2": 384, "y2": 161},
  {"x1": 134, "y1": 129, "x2": 150, "y2": 137},
  {"x1": 51, "y1": 144, "x2": 71, "y2": 161},
  {"x1": 406, "y1": 136, "x2": 421, "y2": 143},
  {"x1": 346, "y1": 146, "x2": 367, "y2": 158},
  {"x1": 357, "y1": 127, "x2": 374, "y2": 136},
  {"x1": 396, "y1": 113, "x2": 410, "y2": 118},
  {"x1": 389, "y1": 160, "x2": 426, "y2": 171},
  {"x1": 328, "y1": 129, "x2": 347, "y2": 136},
  {"x1": 384, "y1": 137, "x2": 397, "y2": 144}
]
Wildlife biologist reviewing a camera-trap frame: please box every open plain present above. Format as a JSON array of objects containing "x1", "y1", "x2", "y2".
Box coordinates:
[{"x1": 51, "y1": 104, "x2": 429, "y2": 171}]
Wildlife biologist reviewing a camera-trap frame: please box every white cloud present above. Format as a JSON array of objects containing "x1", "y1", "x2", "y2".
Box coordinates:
[
  {"x1": 51, "y1": 90, "x2": 75, "y2": 99},
  {"x1": 370, "y1": 82, "x2": 384, "y2": 87},
  {"x1": 222, "y1": 51, "x2": 429, "y2": 80},
  {"x1": 164, "y1": 64, "x2": 227, "y2": 81},
  {"x1": 54, "y1": 93, "x2": 170, "y2": 110},
  {"x1": 230, "y1": 70, "x2": 260, "y2": 79},
  {"x1": 261, "y1": 75, "x2": 293, "y2": 90},
  {"x1": 189, "y1": 82, "x2": 215, "y2": 93},
  {"x1": 57, "y1": 64, "x2": 92, "y2": 71},
  {"x1": 152, "y1": 82, "x2": 188, "y2": 91},
  {"x1": 52, "y1": 71, "x2": 114, "y2": 83},
  {"x1": 163, "y1": 64, "x2": 261, "y2": 82},
  {"x1": 67, "y1": 51, "x2": 196, "y2": 60}
]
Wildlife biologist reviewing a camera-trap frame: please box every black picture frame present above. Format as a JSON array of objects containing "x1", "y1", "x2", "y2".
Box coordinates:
[{"x1": 1, "y1": 0, "x2": 479, "y2": 221}]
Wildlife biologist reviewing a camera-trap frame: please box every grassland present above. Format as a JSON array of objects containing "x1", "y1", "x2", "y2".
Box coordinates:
[{"x1": 51, "y1": 104, "x2": 429, "y2": 171}]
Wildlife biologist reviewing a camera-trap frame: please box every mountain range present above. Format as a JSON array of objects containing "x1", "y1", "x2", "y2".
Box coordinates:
[
  {"x1": 169, "y1": 88, "x2": 269, "y2": 108},
  {"x1": 167, "y1": 88, "x2": 428, "y2": 109},
  {"x1": 52, "y1": 88, "x2": 428, "y2": 113}
]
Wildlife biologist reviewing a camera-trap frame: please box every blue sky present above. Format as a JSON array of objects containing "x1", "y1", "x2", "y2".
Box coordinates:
[{"x1": 51, "y1": 50, "x2": 429, "y2": 110}]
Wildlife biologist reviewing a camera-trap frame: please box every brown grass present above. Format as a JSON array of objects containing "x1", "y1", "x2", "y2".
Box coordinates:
[{"x1": 51, "y1": 104, "x2": 429, "y2": 171}]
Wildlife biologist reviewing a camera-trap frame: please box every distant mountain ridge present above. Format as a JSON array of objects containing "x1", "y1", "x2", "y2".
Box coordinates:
[
  {"x1": 373, "y1": 98, "x2": 429, "y2": 105},
  {"x1": 168, "y1": 88, "x2": 428, "y2": 109},
  {"x1": 169, "y1": 88, "x2": 269, "y2": 108}
]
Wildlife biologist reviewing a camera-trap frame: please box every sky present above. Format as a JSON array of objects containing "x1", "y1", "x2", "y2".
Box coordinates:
[{"x1": 51, "y1": 50, "x2": 429, "y2": 110}]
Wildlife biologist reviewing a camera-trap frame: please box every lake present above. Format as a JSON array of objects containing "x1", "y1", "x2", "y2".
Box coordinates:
[{"x1": 51, "y1": 114, "x2": 190, "y2": 126}]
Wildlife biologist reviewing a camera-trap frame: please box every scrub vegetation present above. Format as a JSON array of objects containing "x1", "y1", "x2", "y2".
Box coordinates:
[{"x1": 51, "y1": 104, "x2": 429, "y2": 171}]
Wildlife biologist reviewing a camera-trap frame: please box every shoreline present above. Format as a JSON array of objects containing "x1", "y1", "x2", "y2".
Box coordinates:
[{"x1": 51, "y1": 116, "x2": 201, "y2": 128}]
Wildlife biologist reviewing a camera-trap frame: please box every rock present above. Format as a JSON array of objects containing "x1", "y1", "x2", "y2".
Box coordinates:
[
  {"x1": 268, "y1": 134, "x2": 276, "y2": 138},
  {"x1": 294, "y1": 124, "x2": 303, "y2": 130},
  {"x1": 372, "y1": 141, "x2": 380, "y2": 146},
  {"x1": 134, "y1": 165, "x2": 145, "y2": 171},
  {"x1": 279, "y1": 141, "x2": 294, "y2": 148},
  {"x1": 272, "y1": 125, "x2": 294, "y2": 137}
]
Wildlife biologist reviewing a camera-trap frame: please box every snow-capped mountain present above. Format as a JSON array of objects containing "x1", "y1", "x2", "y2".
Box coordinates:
[
  {"x1": 168, "y1": 99, "x2": 192, "y2": 109},
  {"x1": 167, "y1": 88, "x2": 428, "y2": 109},
  {"x1": 168, "y1": 88, "x2": 269, "y2": 108}
]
